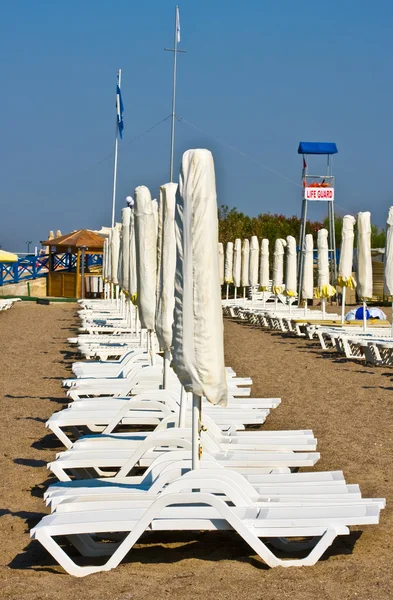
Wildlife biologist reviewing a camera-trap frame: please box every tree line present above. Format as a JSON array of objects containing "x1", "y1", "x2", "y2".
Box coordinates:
[{"x1": 218, "y1": 205, "x2": 386, "y2": 249}]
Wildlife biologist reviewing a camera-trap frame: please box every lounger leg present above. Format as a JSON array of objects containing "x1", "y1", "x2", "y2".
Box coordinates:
[{"x1": 47, "y1": 424, "x2": 73, "y2": 449}]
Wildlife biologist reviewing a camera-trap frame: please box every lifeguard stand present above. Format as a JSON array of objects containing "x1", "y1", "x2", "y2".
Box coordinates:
[{"x1": 297, "y1": 141, "x2": 338, "y2": 299}]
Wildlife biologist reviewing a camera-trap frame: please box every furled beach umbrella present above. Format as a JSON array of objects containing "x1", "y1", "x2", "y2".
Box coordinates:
[
  {"x1": 56, "y1": 230, "x2": 62, "y2": 238},
  {"x1": 102, "y1": 238, "x2": 108, "y2": 296},
  {"x1": 110, "y1": 225, "x2": 120, "y2": 286},
  {"x1": 218, "y1": 242, "x2": 225, "y2": 286},
  {"x1": 241, "y1": 238, "x2": 250, "y2": 300},
  {"x1": 384, "y1": 207, "x2": 393, "y2": 334},
  {"x1": 316, "y1": 229, "x2": 336, "y2": 318},
  {"x1": 152, "y1": 199, "x2": 159, "y2": 240},
  {"x1": 285, "y1": 236, "x2": 297, "y2": 298},
  {"x1": 172, "y1": 149, "x2": 228, "y2": 468},
  {"x1": 134, "y1": 185, "x2": 157, "y2": 356},
  {"x1": 259, "y1": 239, "x2": 269, "y2": 291},
  {"x1": 338, "y1": 215, "x2": 356, "y2": 323},
  {"x1": 224, "y1": 241, "x2": 233, "y2": 299},
  {"x1": 301, "y1": 234, "x2": 314, "y2": 312},
  {"x1": 249, "y1": 236, "x2": 259, "y2": 289},
  {"x1": 357, "y1": 211, "x2": 373, "y2": 330},
  {"x1": 155, "y1": 182, "x2": 177, "y2": 386},
  {"x1": 120, "y1": 207, "x2": 131, "y2": 292},
  {"x1": 272, "y1": 238, "x2": 287, "y2": 296},
  {"x1": 128, "y1": 208, "x2": 137, "y2": 304},
  {"x1": 233, "y1": 238, "x2": 241, "y2": 299},
  {"x1": 48, "y1": 231, "x2": 54, "y2": 240},
  {"x1": 106, "y1": 229, "x2": 113, "y2": 286}
]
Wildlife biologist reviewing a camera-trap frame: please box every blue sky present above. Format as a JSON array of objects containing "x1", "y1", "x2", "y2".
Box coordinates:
[{"x1": 1, "y1": 0, "x2": 393, "y2": 251}]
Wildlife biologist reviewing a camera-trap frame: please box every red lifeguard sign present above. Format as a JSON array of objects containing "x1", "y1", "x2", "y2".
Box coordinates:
[{"x1": 304, "y1": 187, "x2": 335, "y2": 201}]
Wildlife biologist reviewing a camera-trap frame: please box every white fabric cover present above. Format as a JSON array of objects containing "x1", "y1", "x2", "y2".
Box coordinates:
[
  {"x1": 156, "y1": 182, "x2": 178, "y2": 350},
  {"x1": 233, "y1": 238, "x2": 241, "y2": 287},
  {"x1": 120, "y1": 207, "x2": 131, "y2": 292},
  {"x1": 172, "y1": 149, "x2": 227, "y2": 407},
  {"x1": 241, "y1": 239, "x2": 250, "y2": 287},
  {"x1": 273, "y1": 238, "x2": 287, "y2": 292},
  {"x1": 317, "y1": 229, "x2": 329, "y2": 287},
  {"x1": 224, "y1": 242, "x2": 233, "y2": 284},
  {"x1": 357, "y1": 211, "x2": 373, "y2": 300},
  {"x1": 110, "y1": 226, "x2": 120, "y2": 285},
  {"x1": 106, "y1": 231, "x2": 112, "y2": 282},
  {"x1": 301, "y1": 234, "x2": 314, "y2": 300},
  {"x1": 134, "y1": 186, "x2": 157, "y2": 329},
  {"x1": 260, "y1": 238, "x2": 269, "y2": 290},
  {"x1": 128, "y1": 209, "x2": 137, "y2": 301},
  {"x1": 152, "y1": 199, "x2": 158, "y2": 240},
  {"x1": 102, "y1": 238, "x2": 108, "y2": 281},
  {"x1": 385, "y1": 207, "x2": 393, "y2": 296},
  {"x1": 285, "y1": 235, "x2": 297, "y2": 296},
  {"x1": 317, "y1": 228, "x2": 336, "y2": 298},
  {"x1": 338, "y1": 215, "x2": 356, "y2": 284},
  {"x1": 249, "y1": 236, "x2": 259, "y2": 286},
  {"x1": 218, "y1": 242, "x2": 224, "y2": 285}
]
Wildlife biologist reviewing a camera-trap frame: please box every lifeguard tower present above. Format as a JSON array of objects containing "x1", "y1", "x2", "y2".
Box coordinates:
[{"x1": 297, "y1": 142, "x2": 338, "y2": 299}]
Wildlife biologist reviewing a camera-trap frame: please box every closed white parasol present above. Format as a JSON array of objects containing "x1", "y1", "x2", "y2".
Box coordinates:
[
  {"x1": 172, "y1": 149, "x2": 228, "y2": 468},
  {"x1": 272, "y1": 238, "x2": 287, "y2": 296},
  {"x1": 301, "y1": 234, "x2": 314, "y2": 311},
  {"x1": 218, "y1": 242, "x2": 225, "y2": 286},
  {"x1": 233, "y1": 238, "x2": 242, "y2": 298},
  {"x1": 241, "y1": 238, "x2": 250, "y2": 300},
  {"x1": 134, "y1": 185, "x2": 157, "y2": 356},
  {"x1": 384, "y1": 207, "x2": 393, "y2": 335},
  {"x1": 128, "y1": 208, "x2": 137, "y2": 304},
  {"x1": 155, "y1": 182, "x2": 178, "y2": 385},
  {"x1": 316, "y1": 229, "x2": 336, "y2": 318},
  {"x1": 357, "y1": 211, "x2": 373, "y2": 330},
  {"x1": 120, "y1": 207, "x2": 131, "y2": 293},
  {"x1": 110, "y1": 225, "x2": 120, "y2": 287},
  {"x1": 249, "y1": 236, "x2": 259, "y2": 289},
  {"x1": 259, "y1": 238, "x2": 269, "y2": 292},
  {"x1": 224, "y1": 241, "x2": 233, "y2": 299},
  {"x1": 338, "y1": 215, "x2": 356, "y2": 323},
  {"x1": 285, "y1": 236, "x2": 297, "y2": 298}
]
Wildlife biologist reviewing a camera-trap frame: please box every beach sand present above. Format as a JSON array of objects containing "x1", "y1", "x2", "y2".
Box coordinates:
[{"x1": 0, "y1": 301, "x2": 392, "y2": 600}]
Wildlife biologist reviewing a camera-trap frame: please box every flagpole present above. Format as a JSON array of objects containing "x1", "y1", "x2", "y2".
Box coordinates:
[
  {"x1": 169, "y1": 7, "x2": 178, "y2": 183},
  {"x1": 111, "y1": 68, "x2": 121, "y2": 228}
]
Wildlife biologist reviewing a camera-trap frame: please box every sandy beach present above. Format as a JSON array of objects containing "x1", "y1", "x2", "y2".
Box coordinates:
[{"x1": 0, "y1": 301, "x2": 392, "y2": 600}]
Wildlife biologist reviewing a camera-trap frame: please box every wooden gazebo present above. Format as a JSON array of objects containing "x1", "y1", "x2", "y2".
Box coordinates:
[{"x1": 41, "y1": 229, "x2": 104, "y2": 298}]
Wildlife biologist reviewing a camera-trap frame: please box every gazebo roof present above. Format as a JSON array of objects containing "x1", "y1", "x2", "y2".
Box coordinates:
[{"x1": 41, "y1": 229, "x2": 104, "y2": 252}]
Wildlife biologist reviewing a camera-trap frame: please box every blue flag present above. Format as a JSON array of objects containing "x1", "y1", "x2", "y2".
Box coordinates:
[{"x1": 116, "y1": 76, "x2": 124, "y2": 139}]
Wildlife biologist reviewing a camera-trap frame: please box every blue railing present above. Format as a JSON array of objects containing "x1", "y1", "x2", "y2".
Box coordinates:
[
  {"x1": 0, "y1": 254, "x2": 50, "y2": 286},
  {"x1": 0, "y1": 253, "x2": 103, "y2": 286}
]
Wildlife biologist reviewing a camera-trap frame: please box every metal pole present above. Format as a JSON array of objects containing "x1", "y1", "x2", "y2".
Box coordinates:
[
  {"x1": 192, "y1": 393, "x2": 202, "y2": 469},
  {"x1": 163, "y1": 349, "x2": 171, "y2": 389},
  {"x1": 169, "y1": 6, "x2": 178, "y2": 182},
  {"x1": 111, "y1": 69, "x2": 121, "y2": 227}
]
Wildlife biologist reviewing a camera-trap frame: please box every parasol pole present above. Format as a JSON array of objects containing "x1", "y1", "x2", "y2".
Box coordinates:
[
  {"x1": 341, "y1": 286, "x2": 346, "y2": 324},
  {"x1": 363, "y1": 300, "x2": 367, "y2": 332},
  {"x1": 192, "y1": 393, "x2": 202, "y2": 469}
]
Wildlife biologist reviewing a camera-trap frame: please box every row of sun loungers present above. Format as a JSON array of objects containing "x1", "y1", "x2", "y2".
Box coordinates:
[
  {"x1": 0, "y1": 298, "x2": 20, "y2": 311},
  {"x1": 28, "y1": 296, "x2": 384, "y2": 576},
  {"x1": 223, "y1": 299, "x2": 393, "y2": 366},
  {"x1": 29, "y1": 151, "x2": 384, "y2": 577}
]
